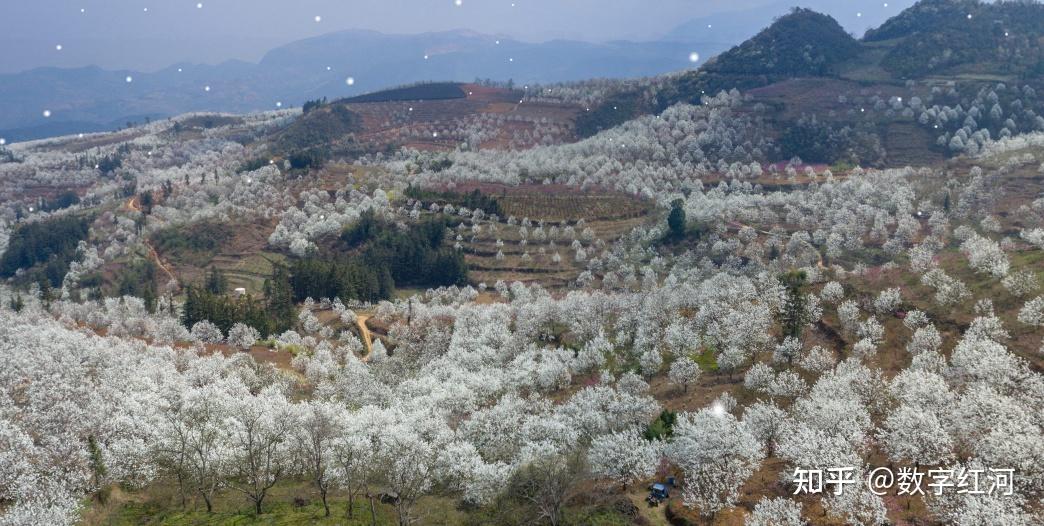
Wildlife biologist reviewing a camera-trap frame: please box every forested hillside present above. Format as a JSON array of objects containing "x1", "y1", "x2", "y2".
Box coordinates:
[{"x1": 866, "y1": 0, "x2": 1044, "y2": 78}]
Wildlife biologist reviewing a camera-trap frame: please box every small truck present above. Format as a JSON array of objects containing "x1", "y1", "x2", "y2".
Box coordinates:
[{"x1": 646, "y1": 482, "x2": 670, "y2": 506}]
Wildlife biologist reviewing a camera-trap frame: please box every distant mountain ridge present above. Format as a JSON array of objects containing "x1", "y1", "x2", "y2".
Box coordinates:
[
  {"x1": 0, "y1": 29, "x2": 724, "y2": 143},
  {"x1": 664, "y1": 0, "x2": 918, "y2": 43},
  {"x1": 578, "y1": 0, "x2": 1044, "y2": 137},
  {"x1": 575, "y1": 8, "x2": 866, "y2": 136},
  {"x1": 0, "y1": 1, "x2": 922, "y2": 144},
  {"x1": 6, "y1": 0, "x2": 1039, "y2": 144}
]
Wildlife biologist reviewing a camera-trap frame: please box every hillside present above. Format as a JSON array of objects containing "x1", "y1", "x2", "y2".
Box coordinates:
[
  {"x1": 702, "y1": 8, "x2": 861, "y2": 77},
  {"x1": 343, "y1": 83, "x2": 467, "y2": 104},
  {"x1": 664, "y1": 0, "x2": 1044, "y2": 103},
  {"x1": 866, "y1": 0, "x2": 1044, "y2": 79},
  {"x1": 580, "y1": 1, "x2": 1044, "y2": 166},
  {"x1": 258, "y1": 82, "x2": 581, "y2": 158},
  {"x1": 577, "y1": 8, "x2": 863, "y2": 137},
  {"x1": 6, "y1": 96, "x2": 1044, "y2": 525},
  {"x1": 664, "y1": 0, "x2": 918, "y2": 43}
]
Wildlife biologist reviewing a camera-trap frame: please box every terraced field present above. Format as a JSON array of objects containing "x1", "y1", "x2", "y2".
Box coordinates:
[
  {"x1": 416, "y1": 185, "x2": 655, "y2": 288},
  {"x1": 883, "y1": 121, "x2": 946, "y2": 167},
  {"x1": 154, "y1": 220, "x2": 284, "y2": 295},
  {"x1": 205, "y1": 251, "x2": 287, "y2": 294}
]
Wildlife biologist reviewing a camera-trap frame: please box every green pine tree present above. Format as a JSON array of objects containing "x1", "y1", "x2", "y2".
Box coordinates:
[{"x1": 667, "y1": 199, "x2": 687, "y2": 240}]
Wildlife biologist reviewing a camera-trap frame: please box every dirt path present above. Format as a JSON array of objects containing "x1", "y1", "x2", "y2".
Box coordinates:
[
  {"x1": 126, "y1": 196, "x2": 178, "y2": 284},
  {"x1": 356, "y1": 313, "x2": 374, "y2": 359},
  {"x1": 628, "y1": 493, "x2": 671, "y2": 526}
]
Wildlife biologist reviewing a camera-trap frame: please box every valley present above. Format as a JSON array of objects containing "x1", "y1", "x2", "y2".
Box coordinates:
[{"x1": 1, "y1": 2, "x2": 1043, "y2": 526}]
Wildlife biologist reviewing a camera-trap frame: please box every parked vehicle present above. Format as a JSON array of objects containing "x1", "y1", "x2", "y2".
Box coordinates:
[{"x1": 646, "y1": 482, "x2": 670, "y2": 506}]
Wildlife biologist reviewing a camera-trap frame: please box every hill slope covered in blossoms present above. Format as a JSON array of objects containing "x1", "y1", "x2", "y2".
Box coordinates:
[{"x1": 1, "y1": 2, "x2": 1043, "y2": 525}]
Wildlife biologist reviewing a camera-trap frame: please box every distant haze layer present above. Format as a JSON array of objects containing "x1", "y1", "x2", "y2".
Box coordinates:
[
  {"x1": 2, "y1": 0, "x2": 915, "y2": 73},
  {"x1": 0, "y1": 0, "x2": 920, "y2": 142}
]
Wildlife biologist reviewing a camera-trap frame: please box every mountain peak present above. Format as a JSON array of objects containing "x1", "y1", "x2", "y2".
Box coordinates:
[
  {"x1": 865, "y1": 0, "x2": 1044, "y2": 78},
  {"x1": 702, "y1": 7, "x2": 861, "y2": 77}
]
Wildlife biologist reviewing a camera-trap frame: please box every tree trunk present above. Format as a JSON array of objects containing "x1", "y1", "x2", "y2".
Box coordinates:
[
  {"x1": 368, "y1": 494, "x2": 378, "y2": 526},
  {"x1": 201, "y1": 491, "x2": 213, "y2": 513},
  {"x1": 176, "y1": 471, "x2": 187, "y2": 508},
  {"x1": 397, "y1": 502, "x2": 412, "y2": 526},
  {"x1": 319, "y1": 484, "x2": 329, "y2": 517},
  {"x1": 253, "y1": 487, "x2": 269, "y2": 516}
]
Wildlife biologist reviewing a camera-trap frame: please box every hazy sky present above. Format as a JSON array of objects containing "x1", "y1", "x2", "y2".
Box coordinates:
[{"x1": 1, "y1": 0, "x2": 910, "y2": 74}]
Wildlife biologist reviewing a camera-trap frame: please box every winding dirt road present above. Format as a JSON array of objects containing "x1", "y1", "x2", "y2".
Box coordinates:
[
  {"x1": 356, "y1": 313, "x2": 374, "y2": 359},
  {"x1": 125, "y1": 196, "x2": 177, "y2": 284}
]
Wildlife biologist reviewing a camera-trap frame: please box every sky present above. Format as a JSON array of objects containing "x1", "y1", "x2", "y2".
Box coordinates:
[{"x1": 1, "y1": 0, "x2": 909, "y2": 74}]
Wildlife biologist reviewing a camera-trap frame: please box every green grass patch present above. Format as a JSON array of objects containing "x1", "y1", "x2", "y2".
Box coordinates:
[
  {"x1": 562, "y1": 507, "x2": 631, "y2": 526},
  {"x1": 151, "y1": 221, "x2": 234, "y2": 266},
  {"x1": 106, "y1": 498, "x2": 393, "y2": 526},
  {"x1": 692, "y1": 348, "x2": 719, "y2": 373},
  {"x1": 1011, "y1": 249, "x2": 1044, "y2": 280},
  {"x1": 279, "y1": 344, "x2": 306, "y2": 356},
  {"x1": 84, "y1": 481, "x2": 628, "y2": 526}
]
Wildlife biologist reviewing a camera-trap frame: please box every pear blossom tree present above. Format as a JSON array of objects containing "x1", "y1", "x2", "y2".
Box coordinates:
[
  {"x1": 292, "y1": 401, "x2": 342, "y2": 517},
  {"x1": 747, "y1": 497, "x2": 805, "y2": 526},
  {"x1": 225, "y1": 386, "x2": 293, "y2": 515},
  {"x1": 587, "y1": 428, "x2": 662, "y2": 489},
  {"x1": 228, "y1": 323, "x2": 260, "y2": 350},
  {"x1": 668, "y1": 356, "x2": 701, "y2": 394},
  {"x1": 667, "y1": 408, "x2": 765, "y2": 517}
]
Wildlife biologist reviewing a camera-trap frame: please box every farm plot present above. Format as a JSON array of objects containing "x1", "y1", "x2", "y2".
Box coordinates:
[
  {"x1": 419, "y1": 186, "x2": 655, "y2": 288},
  {"x1": 343, "y1": 84, "x2": 582, "y2": 152},
  {"x1": 151, "y1": 218, "x2": 284, "y2": 295}
]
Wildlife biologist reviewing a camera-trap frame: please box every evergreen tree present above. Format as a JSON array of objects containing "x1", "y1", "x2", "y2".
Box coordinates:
[
  {"x1": 205, "y1": 267, "x2": 228, "y2": 294},
  {"x1": 778, "y1": 270, "x2": 809, "y2": 340},
  {"x1": 139, "y1": 191, "x2": 154, "y2": 214},
  {"x1": 265, "y1": 265, "x2": 296, "y2": 334},
  {"x1": 667, "y1": 199, "x2": 687, "y2": 240}
]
